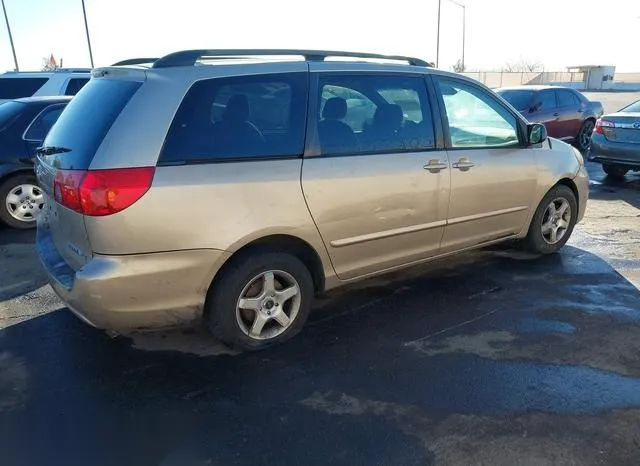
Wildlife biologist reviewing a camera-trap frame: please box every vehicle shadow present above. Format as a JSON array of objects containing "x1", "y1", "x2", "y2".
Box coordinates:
[
  {"x1": 0, "y1": 226, "x2": 47, "y2": 302},
  {"x1": 585, "y1": 161, "x2": 640, "y2": 210},
  {"x1": 1, "y1": 243, "x2": 639, "y2": 465}
]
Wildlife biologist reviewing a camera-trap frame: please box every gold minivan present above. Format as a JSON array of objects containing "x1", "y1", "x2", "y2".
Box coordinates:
[{"x1": 35, "y1": 50, "x2": 589, "y2": 350}]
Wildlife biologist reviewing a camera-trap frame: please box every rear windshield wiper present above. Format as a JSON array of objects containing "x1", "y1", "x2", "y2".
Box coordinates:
[{"x1": 36, "y1": 146, "x2": 72, "y2": 155}]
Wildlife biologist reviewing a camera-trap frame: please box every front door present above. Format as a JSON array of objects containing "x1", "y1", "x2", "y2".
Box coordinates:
[
  {"x1": 434, "y1": 76, "x2": 539, "y2": 253},
  {"x1": 531, "y1": 89, "x2": 562, "y2": 138},
  {"x1": 302, "y1": 70, "x2": 450, "y2": 280}
]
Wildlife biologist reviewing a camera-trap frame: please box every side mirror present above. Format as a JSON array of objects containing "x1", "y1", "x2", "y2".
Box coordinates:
[{"x1": 528, "y1": 123, "x2": 548, "y2": 145}]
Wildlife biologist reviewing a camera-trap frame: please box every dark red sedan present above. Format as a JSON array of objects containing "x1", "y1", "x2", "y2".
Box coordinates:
[{"x1": 496, "y1": 85, "x2": 603, "y2": 151}]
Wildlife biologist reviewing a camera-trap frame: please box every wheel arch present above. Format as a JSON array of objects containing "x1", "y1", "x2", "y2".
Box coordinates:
[
  {"x1": 520, "y1": 176, "x2": 580, "y2": 238},
  {"x1": 0, "y1": 166, "x2": 34, "y2": 185},
  {"x1": 206, "y1": 234, "x2": 327, "y2": 306},
  {"x1": 556, "y1": 177, "x2": 580, "y2": 206}
]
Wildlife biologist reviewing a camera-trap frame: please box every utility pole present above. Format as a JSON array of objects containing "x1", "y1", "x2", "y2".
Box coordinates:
[
  {"x1": 1, "y1": 0, "x2": 19, "y2": 71},
  {"x1": 81, "y1": 0, "x2": 94, "y2": 67},
  {"x1": 435, "y1": 0, "x2": 442, "y2": 67}
]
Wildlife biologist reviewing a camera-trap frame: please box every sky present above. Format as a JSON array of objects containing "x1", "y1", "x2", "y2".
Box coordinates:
[{"x1": 1, "y1": 0, "x2": 639, "y2": 73}]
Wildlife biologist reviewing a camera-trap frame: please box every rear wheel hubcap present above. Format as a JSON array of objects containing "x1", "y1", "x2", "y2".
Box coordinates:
[{"x1": 5, "y1": 183, "x2": 44, "y2": 223}]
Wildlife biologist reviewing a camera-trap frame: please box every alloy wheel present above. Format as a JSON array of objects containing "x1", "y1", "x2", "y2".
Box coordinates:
[
  {"x1": 235, "y1": 270, "x2": 302, "y2": 340},
  {"x1": 541, "y1": 197, "x2": 572, "y2": 245}
]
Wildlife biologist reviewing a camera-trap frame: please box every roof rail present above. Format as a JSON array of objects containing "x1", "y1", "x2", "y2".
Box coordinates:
[
  {"x1": 54, "y1": 68, "x2": 92, "y2": 73},
  {"x1": 152, "y1": 49, "x2": 432, "y2": 68},
  {"x1": 111, "y1": 58, "x2": 159, "y2": 66}
]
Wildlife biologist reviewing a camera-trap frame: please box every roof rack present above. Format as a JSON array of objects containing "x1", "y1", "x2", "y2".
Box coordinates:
[
  {"x1": 111, "y1": 58, "x2": 159, "y2": 66},
  {"x1": 152, "y1": 49, "x2": 432, "y2": 68},
  {"x1": 54, "y1": 68, "x2": 92, "y2": 73}
]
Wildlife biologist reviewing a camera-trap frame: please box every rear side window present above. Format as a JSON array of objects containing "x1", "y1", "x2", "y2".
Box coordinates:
[
  {"x1": 0, "y1": 77, "x2": 49, "y2": 99},
  {"x1": 42, "y1": 78, "x2": 141, "y2": 169},
  {"x1": 558, "y1": 90, "x2": 578, "y2": 107},
  {"x1": 64, "y1": 78, "x2": 90, "y2": 96},
  {"x1": 24, "y1": 104, "x2": 66, "y2": 141},
  {"x1": 0, "y1": 101, "x2": 26, "y2": 130},
  {"x1": 316, "y1": 74, "x2": 435, "y2": 156},
  {"x1": 161, "y1": 72, "x2": 308, "y2": 164}
]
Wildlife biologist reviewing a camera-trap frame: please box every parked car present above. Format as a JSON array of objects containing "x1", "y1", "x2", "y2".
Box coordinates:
[
  {"x1": 588, "y1": 99, "x2": 640, "y2": 178},
  {"x1": 35, "y1": 49, "x2": 588, "y2": 350},
  {"x1": 495, "y1": 85, "x2": 603, "y2": 151},
  {"x1": 0, "y1": 96, "x2": 71, "y2": 229},
  {"x1": 0, "y1": 69, "x2": 90, "y2": 104},
  {"x1": 0, "y1": 59, "x2": 157, "y2": 104}
]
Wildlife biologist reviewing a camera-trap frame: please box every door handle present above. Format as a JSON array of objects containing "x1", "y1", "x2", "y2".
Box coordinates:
[
  {"x1": 423, "y1": 159, "x2": 448, "y2": 173},
  {"x1": 451, "y1": 157, "x2": 475, "y2": 171},
  {"x1": 553, "y1": 112, "x2": 560, "y2": 117}
]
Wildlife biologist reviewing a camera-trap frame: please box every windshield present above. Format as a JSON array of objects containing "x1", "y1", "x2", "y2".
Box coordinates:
[
  {"x1": 496, "y1": 89, "x2": 535, "y2": 111},
  {"x1": 620, "y1": 100, "x2": 640, "y2": 113},
  {"x1": 0, "y1": 101, "x2": 26, "y2": 130},
  {"x1": 42, "y1": 78, "x2": 141, "y2": 169}
]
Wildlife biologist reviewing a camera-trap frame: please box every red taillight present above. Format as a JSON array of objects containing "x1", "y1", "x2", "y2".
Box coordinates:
[
  {"x1": 53, "y1": 167, "x2": 155, "y2": 216},
  {"x1": 594, "y1": 119, "x2": 614, "y2": 134}
]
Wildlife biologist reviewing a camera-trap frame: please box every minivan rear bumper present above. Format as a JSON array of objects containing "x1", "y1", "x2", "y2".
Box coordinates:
[{"x1": 37, "y1": 227, "x2": 230, "y2": 330}]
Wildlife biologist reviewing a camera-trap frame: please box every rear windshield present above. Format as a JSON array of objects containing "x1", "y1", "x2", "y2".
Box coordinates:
[
  {"x1": 0, "y1": 77, "x2": 49, "y2": 99},
  {"x1": 621, "y1": 100, "x2": 640, "y2": 113},
  {"x1": 496, "y1": 90, "x2": 535, "y2": 111},
  {"x1": 0, "y1": 101, "x2": 26, "y2": 130},
  {"x1": 42, "y1": 78, "x2": 141, "y2": 169}
]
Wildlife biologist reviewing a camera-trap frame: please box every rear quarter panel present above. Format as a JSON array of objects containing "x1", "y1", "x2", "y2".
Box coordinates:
[{"x1": 83, "y1": 159, "x2": 336, "y2": 285}]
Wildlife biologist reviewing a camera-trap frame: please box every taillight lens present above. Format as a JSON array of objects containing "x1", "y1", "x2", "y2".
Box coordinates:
[
  {"x1": 53, "y1": 167, "x2": 155, "y2": 216},
  {"x1": 594, "y1": 119, "x2": 614, "y2": 134}
]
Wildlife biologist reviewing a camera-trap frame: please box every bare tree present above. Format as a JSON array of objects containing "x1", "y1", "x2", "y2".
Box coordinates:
[
  {"x1": 502, "y1": 57, "x2": 543, "y2": 73},
  {"x1": 452, "y1": 59, "x2": 466, "y2": 73},
  {"x1": 41, "y1": 54, "x2": 59, "y2": 71}
]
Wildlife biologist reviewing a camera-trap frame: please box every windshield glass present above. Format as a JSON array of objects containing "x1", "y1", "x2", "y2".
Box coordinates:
[
  {"x1": 42, "y1": 78, "x2": 141, "y2": 169},
  {"x1": 496, "y1": 89, "x2": 535, "y2": 111},
  {"x1": 621, "y1": 100, "x2": 640, "y2": 113}
]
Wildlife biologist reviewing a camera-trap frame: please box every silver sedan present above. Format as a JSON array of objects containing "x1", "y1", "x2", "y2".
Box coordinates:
[{"x1": 588, "y1": 99, "x2": 640, "y2": 178}]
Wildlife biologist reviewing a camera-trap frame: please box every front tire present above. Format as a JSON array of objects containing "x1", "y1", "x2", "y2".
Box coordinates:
[
  {"x1": 523, "y1": 185, "x2": 578, "y2": 254},
  {"x1": 205, "y1": 251, "x2": 314, "y2": 351},
  {"x1": 602, "y1": 164, "x2": 629, "y2": 179},
  {"x1": 0, "y1": 174, "x2": 44, "y2": 230}
]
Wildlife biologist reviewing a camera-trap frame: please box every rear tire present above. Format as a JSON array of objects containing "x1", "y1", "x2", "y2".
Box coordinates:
[
  {"x1": 575, "y1": 120, "x2": 595, "y2": 152},
  {"x1": 523, "y1": 185, "x2": 577, "y2": 254},
  {"x1": 205, "y1": 251, "x2": 314, "y2": 351},
  {"x1": 602, "y1": 164, "x2": 629, "y2": 179},
  {"x1": 0, "y1": 174, "x2": 43, "y2": 230}
]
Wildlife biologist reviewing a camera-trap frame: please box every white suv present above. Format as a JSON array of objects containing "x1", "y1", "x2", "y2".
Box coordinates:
[
  {"x1": 0, "y1": 58, "x2": 158, "y2": 104},
  {"x1": 0, "y1": 69, "x2": 91, "y2": 104}
]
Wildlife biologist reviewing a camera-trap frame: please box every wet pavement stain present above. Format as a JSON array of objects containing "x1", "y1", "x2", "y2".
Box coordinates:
[{"x1": 302, "y1": 390, "x2": 640, "y2": 466}]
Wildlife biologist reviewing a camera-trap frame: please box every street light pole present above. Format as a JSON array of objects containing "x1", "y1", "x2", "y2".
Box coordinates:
[
  {"x1": 81, "y1": 0, "x2": 94, "y2": 67},
  {"x1": 1, "y1": 0, "x2": 19, "y2": 71},
  {"x1": 435, "y1": 0, "x2": 442, "y2": 67}
]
